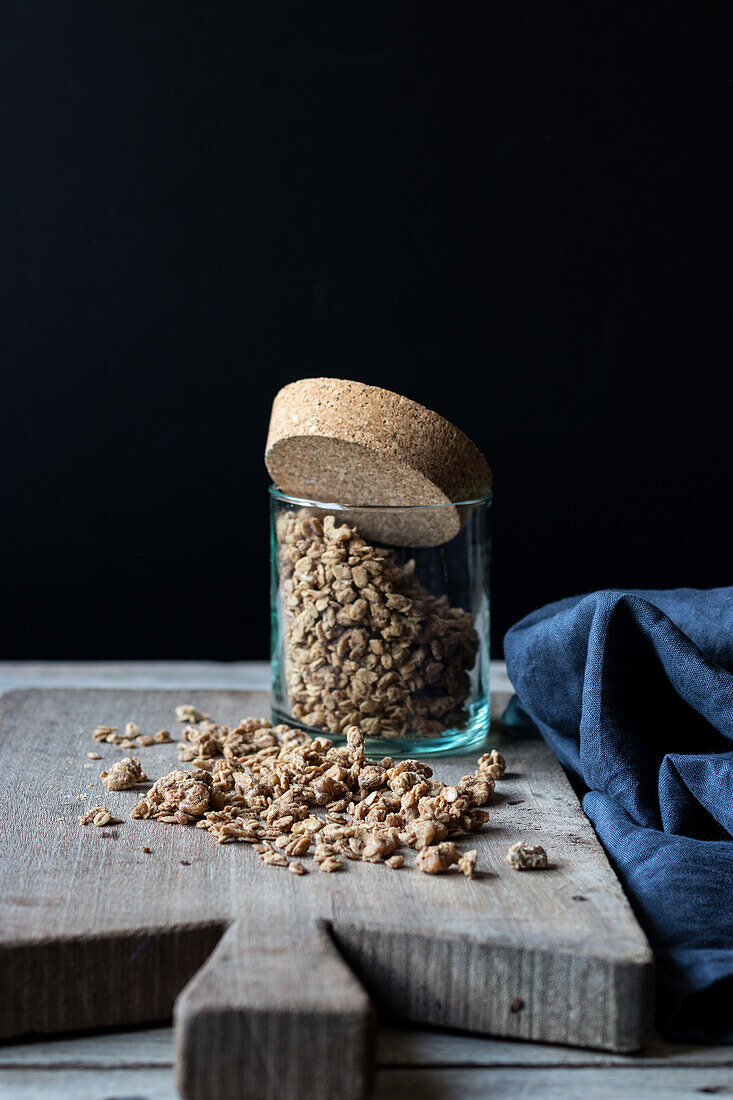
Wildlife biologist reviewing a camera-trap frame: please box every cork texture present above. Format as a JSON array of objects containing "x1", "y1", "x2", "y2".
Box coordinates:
[{"x1": 265, "y1": 379, "x2": 491, "y2": 546}]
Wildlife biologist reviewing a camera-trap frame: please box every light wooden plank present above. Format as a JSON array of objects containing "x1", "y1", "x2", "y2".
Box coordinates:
[
  {"x1": 174, "y1": 918, "x2": 374, "y2": 1100},
  {"x1": 2, "y1": 1064, "x2": 732, "y2": 1100},
  {"x1": 0, "y1": 687, "x2": 651, "y2": 1059},
  {"x1": 0, "y1": 1067, "x2": 178, "y2": 1100},
  {"x1": 2, "y1": 1026, "x2": 732, "y2": 1071},
  {"x1": 0, "y1": 1027, "x2": 176, "y2": 1068},
  {"x1": 372, "y1": 1067, "x2": 733, "y2": 1099},
  {"x1": 0, "y1": 661, "x2": 722, "y2": 1087},
  {"x1": 375, "y1": 1027, "x2": 733, "y2": 1068},
  {"x1": 0, "y1": 660, "x2": 272, "y2": 693}
]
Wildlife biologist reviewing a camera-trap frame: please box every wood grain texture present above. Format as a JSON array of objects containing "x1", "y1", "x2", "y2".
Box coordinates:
[
  {"x1": 0, "y1": 660, "x2": 273, "y2": 693},
  {"x1": 371, "y1": 1067, "x2": 733, "y2": 1100},
  {"x1": 175, "y1": 918, "x2": 374, "y2": 1100},
  {"x1": 375, "y1": 1027, "x2": 733, "y2": 1068},
  {"x1": 3, "y1": 1024, "x2": 732, "y2": 1071},
  {"x1": 2, "y1": 1065, "x2": 733, "y2": 1100},
  {"x1": 0, "y1": 686, "x2": 653, "y2": 1099},
  {"x1": 0, "y1": 1067, "x2": 179, "y2": 1100}
]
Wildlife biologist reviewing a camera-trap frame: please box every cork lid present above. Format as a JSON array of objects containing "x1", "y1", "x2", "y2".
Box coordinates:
[{"x1": 265, "y1": 378, "x2": 491, "y2": 546}]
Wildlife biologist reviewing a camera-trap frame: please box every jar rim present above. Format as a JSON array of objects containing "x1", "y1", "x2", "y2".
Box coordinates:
[{"x1": 268, "y1": 484, "x2": 493, "y2": 510}]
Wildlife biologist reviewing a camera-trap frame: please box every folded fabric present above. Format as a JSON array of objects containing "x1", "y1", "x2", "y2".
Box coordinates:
[{"x1": 504, "y1": 587, "x2": 733, "y2": 1042}]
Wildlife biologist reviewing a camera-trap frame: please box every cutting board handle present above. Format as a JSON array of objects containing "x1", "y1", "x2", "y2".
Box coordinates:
[{"x1": 174, "y1": 915, "x2": 375, "y2": 1100}]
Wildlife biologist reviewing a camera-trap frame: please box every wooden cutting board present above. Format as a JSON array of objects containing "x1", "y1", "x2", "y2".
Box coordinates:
[{"x1": 0, "y1": 688, "x2": 653, "y2": 1100}]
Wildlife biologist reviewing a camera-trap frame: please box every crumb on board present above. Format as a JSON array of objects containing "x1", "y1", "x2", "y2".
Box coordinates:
[
  {"x1": 477, "y1": 749, "x2": 506, "y2": 780},
  {"x1": 506, "y1": 841, "x2": 548, "y2": 871},
  {"x1": 415, "y1": 842, "x2": 460, "y2": 875},
  {"x1": 458, "y1": 849, "x2": 478, "y2": 878},
  {"x1": 100, "y1": 757, "x2": 147, "y2": 791},
  {"x1": 90, "y1": 724, "x2": 173, "y2": 748},
  {"x1": 175, "y1": 705, "x2": 209, "y2": 724},
  {"x1": 81, "y1": 704, "x2": 511, "y2": 880},
  {"x1": 79, "y1": 806, "x2": 121, "y2": 827}
]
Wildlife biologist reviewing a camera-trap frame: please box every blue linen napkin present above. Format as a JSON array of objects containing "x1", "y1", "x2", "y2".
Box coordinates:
[{"x1": 504, "y1": 587, "x2": 733, "y2": 1043}]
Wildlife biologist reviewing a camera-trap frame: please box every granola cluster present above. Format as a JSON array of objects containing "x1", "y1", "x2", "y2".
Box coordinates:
[
  {"x1": 81, "y1": 705, "x2": 550, "y2": 877},
  {"x1": 100, "y1": 756, "x2": 147, "y2": 791},
  {"x1": 129, "y1": 710, "x2": 507, "y2": 876},
  {"x1": 132, "y1": 768, "x2": 215, "y2": 823},
  {"x1": 79, "y1": 805, "x2": 120, "y2": 827},
  {"x1": 506, "y1": 841, "x2": 548, "y2": 871},
  {"x1": 92, "y1": 724, "x2": 172, "y2": 749},
  {"x1": 276, "y1": 511, "x2": 479, "y2": 740}
]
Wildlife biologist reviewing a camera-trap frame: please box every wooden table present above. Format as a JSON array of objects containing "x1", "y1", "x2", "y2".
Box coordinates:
[{"x1": 1, "y1": 661, "x2": 730, "y2": 1100}]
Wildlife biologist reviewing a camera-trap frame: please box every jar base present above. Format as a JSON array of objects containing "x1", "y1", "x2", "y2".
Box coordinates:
[{"x1": 270, "y1": 698, "x2": 491, "y2": 759}]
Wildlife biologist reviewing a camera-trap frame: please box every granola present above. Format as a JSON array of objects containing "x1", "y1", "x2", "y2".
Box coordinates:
[
  {"x1": 506, "y1": 841, "x2": 548, "y2": 871},
  {"x1": 91, "y1": 726, "x2": 135, "y2": 749},
  {"x1": 100, "y1": 756, "x2": 147, "y2": 791},
  {"x1": 276, "y1": 511, "x2": 478, "y2": 739},
  {"x1": 477, "y1": 749, "x2": 506, "y2": 780},
  {"x1": 319, "y1": 855, "x2": 344, "y2": 873},
  {"x1": 91, "y1": 726, "x2": 118, "y2": 741},
  {"x1": 79, "y1": 806, "x2": 120, "y2": 827},
  {"x1": 458, "y1": 848, "x2": 478, "y2": 878},
  {"x1": 132, "y1": 769, "x2": 215, "y2": 823},
  {"x1": 91, "y1": 724, "x2": 174, "y2": 748},
  {"x1": 91, "y1": 704, "x2": 507, "y2": 879},
  {"x1": 175, "y1": 705, "x2": 209, "y2": 724},
  {"x1": 415, "y1": 841, "x2": 461, "y2": 874}
]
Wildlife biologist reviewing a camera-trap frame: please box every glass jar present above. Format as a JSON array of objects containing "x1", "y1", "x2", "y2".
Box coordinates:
[{"x1": 269, "y1": 487, "x2": 491, "y2": 757}]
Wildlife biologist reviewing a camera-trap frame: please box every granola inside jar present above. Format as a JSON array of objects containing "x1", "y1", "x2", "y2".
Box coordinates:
[{"x1": 269, "y1": 490, "x2": 491, "y2": 756}]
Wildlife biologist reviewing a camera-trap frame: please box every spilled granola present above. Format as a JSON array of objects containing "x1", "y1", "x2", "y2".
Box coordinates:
[
  {"x1": 506, "y1": 841, "x2": 548, "y2": 871},
  {"x1": 458, "y1": 848, "x2": 478, "y2": 878},
  {"x1": 132, "y1": 769, "x2": 214, "y2": 823},
  {"x1": 91, "y1": 724, "x2": 173, "y2": 749},
  {"x1": 79, "y1": 806, "x2": 121, "y2": 827},
  {"x1": 125, "y1": 711, "x2": 504, "y2": 877},
  {"x1": 415, "y1": 841, "x2": 461, "y2": 875},
  {"x1": 100, "y1": 756, "x2": 147, "y2": 791},
  {"x1": 82, "y1": 703, "x2": 533, "y2": 879},
  {"x1": 477, "y1": 749, "x2": 506, "y2": 780}
]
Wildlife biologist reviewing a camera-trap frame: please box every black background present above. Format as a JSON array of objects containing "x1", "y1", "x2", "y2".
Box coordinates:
[{"x1": 1, "y1": 3, "x2": 730, "y2": 660}]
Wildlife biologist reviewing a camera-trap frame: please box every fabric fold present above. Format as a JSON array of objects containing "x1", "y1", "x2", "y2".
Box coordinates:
[{"x1": 504, "y1": 586, "x2": 733, "y2": 1042}]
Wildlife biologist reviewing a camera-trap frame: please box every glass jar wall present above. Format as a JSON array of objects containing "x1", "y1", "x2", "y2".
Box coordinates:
[{"x1": 269, "y1": 488, "x2": 491, "y2": 757}]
